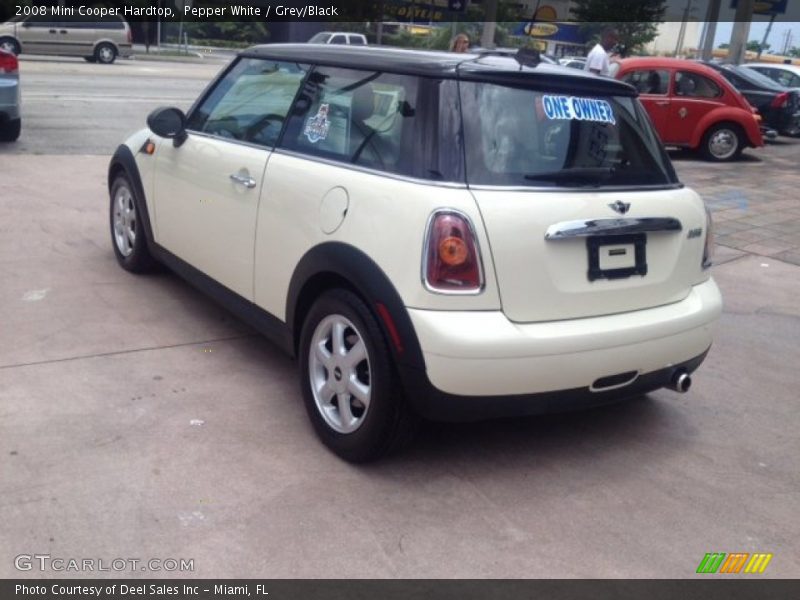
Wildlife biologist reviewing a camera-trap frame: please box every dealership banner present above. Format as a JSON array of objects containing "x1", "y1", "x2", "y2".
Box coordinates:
[{"x1": 2, "y1": 0, "x2": 800, "y2": 23}]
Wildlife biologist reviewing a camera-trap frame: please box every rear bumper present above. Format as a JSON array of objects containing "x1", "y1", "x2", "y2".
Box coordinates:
[{"x1": 403, "y1": 278, "x2": 722, "y2": 421}]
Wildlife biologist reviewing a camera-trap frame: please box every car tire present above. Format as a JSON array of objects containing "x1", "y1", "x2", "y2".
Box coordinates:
[
  {"x1": 0, "y1": 37, "x2": 20, "y2": 56},
  {"x1": 0, "y1": 118, "x2": 20, "y2": 142},
  {"x1": 701, "y1": 123, "x2": 743, "y2": 161},
  {"x1": 109, "y1": 174, "x2": 157, "y2": 272},
  {"x1": 298, "y1": 289, "x2": 418, "y2": 462},
  {"x1": 94, "y1": 42, "x2": 117, "y2": 65}
]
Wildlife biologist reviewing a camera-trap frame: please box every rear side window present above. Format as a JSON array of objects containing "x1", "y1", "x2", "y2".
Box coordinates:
[
  {"x1": 280, "y1": 66, "x2": 421, "y2": 176},
  {"x1": 674, "y1": 71, "x2": 721, "y2": 98},
  {"x1": 95, "y1": 17, "x2": 126, "y2": 30},
  {"x1": 187, "y1": 58, "x2": 308, "y2": 148},
  {"x1": 349, "y1": 35, "x2": 366, "y2": 45},
  {"x1": 621, "y1": 69, "x2": 669, "y2": 95},
  {"x1": 459, "y1": 82, "x2": 677, "y2": 188}
]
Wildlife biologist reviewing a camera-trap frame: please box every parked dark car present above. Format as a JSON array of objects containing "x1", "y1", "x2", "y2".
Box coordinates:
[
  {"x1": 701, "y1": 61, "x2": 800, "y2": 136},
  {"x1": 0, "y1": 48, "x2": 20, "y2": 142}
]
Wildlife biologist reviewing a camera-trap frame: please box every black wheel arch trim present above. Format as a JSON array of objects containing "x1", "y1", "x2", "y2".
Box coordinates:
[
  {"x1": 108, "y1": 144, "x2": 156, "y2": 252},
  {"x1": 286, "y1": 242, "x2": 426, "y2": 373}
]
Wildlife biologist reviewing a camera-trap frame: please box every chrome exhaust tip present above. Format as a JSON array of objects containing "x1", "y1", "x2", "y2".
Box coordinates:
[{"x1": 668, "y1": 371, "x2": 692, "y2": 394}]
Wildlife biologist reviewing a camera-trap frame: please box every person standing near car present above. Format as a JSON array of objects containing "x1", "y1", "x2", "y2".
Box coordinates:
[
  {"x1": 584, "y1": 28, "x2": 619, "y2": 77},
  {"x1": 449, "y1": 33, "x2": 471, "y2": 53}
]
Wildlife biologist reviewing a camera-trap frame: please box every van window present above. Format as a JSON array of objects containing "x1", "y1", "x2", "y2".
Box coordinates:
[
  {"x1": 459, "y1": 81, "x2": 677, "y2": 188},
  {"x1": 187, "y1": 58, "x2": 308, "y2": 149},
  {"x1": 281, "y1": 66, "x2": 420, "y2": 176}
]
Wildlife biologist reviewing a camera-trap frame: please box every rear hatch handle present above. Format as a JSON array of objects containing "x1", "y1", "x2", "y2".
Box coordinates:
[{"x1": 545, "y1": 217, "x2": 682, "y2": 240}]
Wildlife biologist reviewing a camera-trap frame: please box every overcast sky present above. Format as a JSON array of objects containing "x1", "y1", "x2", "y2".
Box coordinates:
[{"x1": 712, "y1": 21, "x2": 799, "y2": 52}]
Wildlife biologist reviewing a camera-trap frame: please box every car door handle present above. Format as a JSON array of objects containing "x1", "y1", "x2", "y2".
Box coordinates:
[
  {"x1": 229, "y1": 174, "x2": 257, "y2": 189},
  {"x1": 49, "y1": 29, "x2": 57, "y2": 34},
  {"x1": 59, "y1": 30, "x2": 68, "y2": 34},
  {"x1": 655, "y1": 100, "x2": 669, "y2": 106}
]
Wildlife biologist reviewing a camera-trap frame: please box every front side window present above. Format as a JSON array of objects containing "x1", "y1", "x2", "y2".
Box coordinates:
[
  {"x1": 186, "y1": 58, "x2": 308, "y2": 148},
  {"x1": 281, "y1": 66, "x2": 419, "y2": 176},
  {"x1": 329, "y1": 35, "x2": 347, "y2": 44},
  {"x1": 459, "y1": 81, "x2": 677, "y2": 188},
  {"x1": 621, "y1": 69, "x2": 669, "y2": 95},
  {"x1": 674, "y1": 71, "x2": 721, "y2": 98}
]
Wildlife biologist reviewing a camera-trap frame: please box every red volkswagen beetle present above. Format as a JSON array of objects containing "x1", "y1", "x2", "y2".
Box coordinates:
[{"x1": 615, "y1": 57, "x2": 763, "y2": 161}]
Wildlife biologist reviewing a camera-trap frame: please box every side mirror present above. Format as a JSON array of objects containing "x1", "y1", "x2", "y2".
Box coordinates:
[{"x1": 147, "y1": 107, "x2": 188, "y2": 148}]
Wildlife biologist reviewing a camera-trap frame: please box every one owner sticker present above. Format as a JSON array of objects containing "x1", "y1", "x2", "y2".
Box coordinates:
[{"x1": 542, "y1": 95, "x2": 616, "y2": 125}]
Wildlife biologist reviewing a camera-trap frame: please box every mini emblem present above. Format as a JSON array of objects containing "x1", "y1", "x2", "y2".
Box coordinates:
[{"x1": 609, "y1": 200, "x2": 631, "y2": 215}]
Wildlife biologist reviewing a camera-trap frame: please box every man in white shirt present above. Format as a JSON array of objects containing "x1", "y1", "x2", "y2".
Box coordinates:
[{"x1": 584, "y1": 28, "x2": 619, "y2": 77}]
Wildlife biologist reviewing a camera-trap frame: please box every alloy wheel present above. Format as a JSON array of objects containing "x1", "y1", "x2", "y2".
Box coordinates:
[{"x1": 308, "y1": 314, "x2": 371, "y2": 434}]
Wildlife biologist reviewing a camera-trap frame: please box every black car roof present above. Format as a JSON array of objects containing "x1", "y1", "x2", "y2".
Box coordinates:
[{"x1": 242, "y1": 44, "x2": 637, "y2": 96}]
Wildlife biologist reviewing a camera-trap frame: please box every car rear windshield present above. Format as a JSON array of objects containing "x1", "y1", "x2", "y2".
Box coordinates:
[
  {"x1": 728, "y1": 65, "x2": 786, "y2": 91},
  {"x1": 459, "y1": 81, "x2": 678, "y2": 188}
]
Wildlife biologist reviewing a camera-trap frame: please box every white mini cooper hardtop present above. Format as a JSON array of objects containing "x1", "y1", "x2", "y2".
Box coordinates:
[{"x1": 109, "y1": 45, "x2": 722, "y2": 461}]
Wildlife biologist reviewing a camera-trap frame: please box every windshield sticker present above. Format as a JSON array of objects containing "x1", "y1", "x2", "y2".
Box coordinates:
[
  {"x1": 542, "y1": 95, "x2": 616, "y2": 125},
  {"x1": 303, "y1": 103, "x2": 331, "y2": 144}
]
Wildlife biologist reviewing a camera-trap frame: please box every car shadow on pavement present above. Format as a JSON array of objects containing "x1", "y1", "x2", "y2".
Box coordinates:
[
  {"x1": 667, "y1": 148, "x2": 763, "y2": 163},
  {"x1": 378, "y1": 393, "x2": 691, "y2": 471}
]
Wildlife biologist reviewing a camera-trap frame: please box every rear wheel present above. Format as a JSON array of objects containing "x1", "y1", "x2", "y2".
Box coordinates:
[
  {"x1": 109, "y1": 174, "x2": 157, "y2": 272},
  {"x1": 0, "y1": 118, "x2": 20, "y2": 142},
  {"x1": 701, "y1": 123, "x2": 743, "y2": 161},
  {"x1": 0, "y1": 37, "x2": 20, "y2": 55},
  {"x1": 94, "y1": 42, "x2": 117, "y2": 64},
  {"x1": 298, "y1": 289, "x2": 417, "y2": 462}
]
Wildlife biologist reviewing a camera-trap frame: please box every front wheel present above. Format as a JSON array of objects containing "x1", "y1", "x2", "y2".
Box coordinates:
[
  {"x1": 298, "y1": 289, "x2": 417, "y2": 462},
  {"x1": 701, "y1": 123, "x2": 743, "y2": 161},
  {"x1": 109, "y1": 174, "x2": 157, "y2": 272},
  {"x1": 94, "y1": 42, "x2": 117, "y2": 64},
  {"x1": 0, "y1": 37, "x2": 20, "y2": 55}
]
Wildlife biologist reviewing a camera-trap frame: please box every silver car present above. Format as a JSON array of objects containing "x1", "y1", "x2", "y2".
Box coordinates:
[
  {"x1": 0, "y1": 14, "x2": 132, "y2": 64},
  {"x1": 0, "y1": 48, "x2": 20, "y2": 142}
]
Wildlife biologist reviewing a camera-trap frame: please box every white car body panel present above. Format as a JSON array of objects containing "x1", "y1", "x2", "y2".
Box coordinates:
[
  {"x1": 153, "y1": 133, "x2": 269, "y2": 299},
  {"x1": 253, "y1": 151, "x2": 501, "y2": 321},
  {"x1": 471, "y1": 186, "x2": 710, "y2": 322},
  {"x1": 410, "y1": 278, "x2": 721, "y2": 395}
]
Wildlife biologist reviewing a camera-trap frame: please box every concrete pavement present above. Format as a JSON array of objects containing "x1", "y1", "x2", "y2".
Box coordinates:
[{"x1": 1, "y1": 58, "x2": 799, "y2": 579}]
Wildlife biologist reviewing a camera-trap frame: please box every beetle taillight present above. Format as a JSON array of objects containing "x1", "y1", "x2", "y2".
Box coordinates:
[{"x1": 424, "y1": 211, "x2": 482, "y2": 293}]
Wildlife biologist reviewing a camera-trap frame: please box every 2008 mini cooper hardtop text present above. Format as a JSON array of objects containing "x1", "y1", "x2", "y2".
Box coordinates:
[{"x1": 108, "y1": 45, "x2": 722, "y2": 462}]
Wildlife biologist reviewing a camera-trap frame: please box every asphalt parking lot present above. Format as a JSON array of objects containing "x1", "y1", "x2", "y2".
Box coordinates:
[{"x1": 1, "y1": 57, "x2": 799, "y2": 579}]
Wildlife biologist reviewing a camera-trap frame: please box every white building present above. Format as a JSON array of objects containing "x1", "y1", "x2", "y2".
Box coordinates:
[{"x1": 645, "y1": 21, "x2": 703, "y2": 56}]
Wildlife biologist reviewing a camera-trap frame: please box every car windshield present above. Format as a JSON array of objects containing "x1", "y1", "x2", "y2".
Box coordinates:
[
  {"x1": 308, "y1": 33, "x2": 332, "y2": 44},
  {"x1": 459, "y1": 82, "x2": 678, "y2": 188}
]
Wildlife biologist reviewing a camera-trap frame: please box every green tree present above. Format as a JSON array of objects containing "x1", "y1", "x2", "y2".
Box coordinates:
[
  {"x1": 746, "y1": 39, "x2": 769, "y2": 52},
  {"x1": 789, "y1": 47, "x2": 800, "y2": 58},
  {"x1": 569, "y1": 0, "x2": 667, "y2": 56}
]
